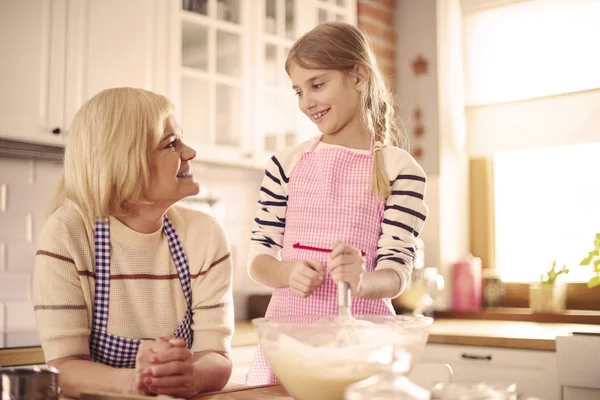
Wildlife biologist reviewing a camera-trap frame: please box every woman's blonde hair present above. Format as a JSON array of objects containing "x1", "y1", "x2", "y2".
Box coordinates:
[
  {"x1": 51, "y1": 87, "x2": 173, "y2": 220},
  {"x1": 285, "y1": 22, "x2": 405, "y2": 198}
]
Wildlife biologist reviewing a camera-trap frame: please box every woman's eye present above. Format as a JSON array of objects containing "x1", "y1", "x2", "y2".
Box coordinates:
[
  {"x1": 313, "y1": 83, "x2": 323, "y2": 90},
  {"x1": 294, "y1": 91, "x2": 302, "y2": 97},
  {"x1": 165, "y1": 140, "x2": 176, "y2": 149}
]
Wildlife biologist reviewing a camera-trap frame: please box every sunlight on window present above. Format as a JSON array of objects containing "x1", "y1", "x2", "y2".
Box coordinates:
[
  {"x1": 494, "y1": 143, "x2": 600, "y2": 282},
  {"x1": 464, "y1": 0, "x2": 600, "y2": 105}
]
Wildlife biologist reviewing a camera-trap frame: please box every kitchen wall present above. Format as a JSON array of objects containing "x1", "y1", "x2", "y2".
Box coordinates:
[{"x1": 396, "y1": 0, "x2": 470, "y2": 310}]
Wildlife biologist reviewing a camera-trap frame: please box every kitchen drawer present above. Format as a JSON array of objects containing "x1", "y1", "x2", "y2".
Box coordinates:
[
  {"x1": 562, "y1": 386, "x2": 600, "y2": 400},
  {"x1": 421, "y1": 344, "x2": 558, "y2": 400}
]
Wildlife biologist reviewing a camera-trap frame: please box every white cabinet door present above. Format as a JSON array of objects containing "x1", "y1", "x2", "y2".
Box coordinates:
[
  {"x1": 63, "y1": 0, "x2": 171, "y2": 131},
  {"x1": 0, "y1": 0, "x2": 67, "y2": 146},
  {"x1": 421, "y1": 344, "x2": 559, "y2": 400}
]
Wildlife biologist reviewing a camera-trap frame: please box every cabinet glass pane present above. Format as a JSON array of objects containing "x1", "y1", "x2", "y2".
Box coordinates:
[
  {"x1": 336, "y1": 0, "x2": 345, "y2": 6},
  {"x1": 285, "y1": 131, "x2": 297, "y2": 147},
  {"x1": 264, "y1": 93, "x2": 279, "y2": 138},
  {"x1": 318, "y1": 9, "x2": 328, "y2": 24},
  {"x1": 265, "y1": 0, "x2": 277, "y2": 35},
  {"x1": 215, "y1": 84, "x2": 242, "y2": 147},
  {"x1": 280, "y1": 47, "x2": 291, "y2": 88},
  {"x1": 285, "y1": 0, "x2": 295, "y2": 39},
  {"x1": 216, "y1": 31, "x2": 241, "y2": 77},
  {"x1": 264, "y1": 135, "x2": 278, "y2": 153},
  {"x1": 216, "y1": 0, "x2": 240, "y2": 24},
  {"x1": 183, "y1": 0, "x2": 208, "y2": 15},
  {"x1": 265, "y1": 44, "x2": 278, "y2": 86},
  {"x1": 181, "y1": 77, "x2": 210, "y2": 146},
  {"x1": 336, "y1": 13, "x2": 345, "y2": 21},
  {"x1": 282, "y1": 94, "x2": 297, "y2": 140},
  {"x1": 182, "y1": 22, "x2": 208, "y2": 71}
]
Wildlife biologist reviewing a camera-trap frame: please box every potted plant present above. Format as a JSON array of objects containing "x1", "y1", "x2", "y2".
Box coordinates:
[
  {"x1": 529, "y1": 260, "x2": 569, "y2": 313},
  {"x1": 579, "y1": 233, "x2": 600, "y2": 288}
]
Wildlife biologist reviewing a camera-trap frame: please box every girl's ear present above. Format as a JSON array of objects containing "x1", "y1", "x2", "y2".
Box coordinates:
[{"x1": 353, "y1": 64, "x2": 369, "y2": 92}]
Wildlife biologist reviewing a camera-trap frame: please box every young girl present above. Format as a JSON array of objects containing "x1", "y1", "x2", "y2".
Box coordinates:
[{"x1": 246, "y1": 22, "x2": 428, "y2": 385}]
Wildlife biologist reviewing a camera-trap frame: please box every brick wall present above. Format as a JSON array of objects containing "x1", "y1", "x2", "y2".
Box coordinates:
[{"x1": 357, "y1": 0, "x2": 397, "y2": 92}]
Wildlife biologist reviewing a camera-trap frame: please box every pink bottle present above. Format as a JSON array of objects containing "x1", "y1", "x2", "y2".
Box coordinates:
[{"x1": 452, "y1": 255, "x2": 482, "y2": 310}]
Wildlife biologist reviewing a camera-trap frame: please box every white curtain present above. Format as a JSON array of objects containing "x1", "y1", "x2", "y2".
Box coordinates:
[{"x1": 463, "y1": 0, "x2": 600, "y2": 155}]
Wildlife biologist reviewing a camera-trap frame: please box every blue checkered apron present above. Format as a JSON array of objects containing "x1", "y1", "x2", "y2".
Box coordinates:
[{"x1": 89, "y1": 215, "x2": 193, "y2": 368}]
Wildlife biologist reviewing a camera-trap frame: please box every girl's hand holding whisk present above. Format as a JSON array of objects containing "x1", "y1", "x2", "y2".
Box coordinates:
[{"x1": 328, "y1": 241, "x2": 365, "y2": 296}]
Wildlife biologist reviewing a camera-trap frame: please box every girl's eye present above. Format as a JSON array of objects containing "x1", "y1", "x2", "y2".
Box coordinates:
[
  {"x1": 294, "y1": 91, "x2": 302, "y2": 97},
  {"x1": 313, "y1": 83, "x2": 324, "y2": 90}
]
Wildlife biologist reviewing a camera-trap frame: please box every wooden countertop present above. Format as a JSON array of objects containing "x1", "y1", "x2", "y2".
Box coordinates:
[
  {"x1": 194, "y1": 384, "x2": 289, "y2": 399},
  {"x1": 235, "y1": 318, "x2": 600, "y2": 351},
  {"x1": 4, "y1": 318, "x2": 600, "y2": 367}
]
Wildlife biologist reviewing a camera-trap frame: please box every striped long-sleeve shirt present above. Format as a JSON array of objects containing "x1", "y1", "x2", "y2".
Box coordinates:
[{"x1": 249, "y1": 137, "x2": 428, "y2": 296}]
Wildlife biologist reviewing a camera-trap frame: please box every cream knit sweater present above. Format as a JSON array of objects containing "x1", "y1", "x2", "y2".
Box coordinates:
[{"x1": 33, "y1": 203, "x2": 234, "y2": 363}]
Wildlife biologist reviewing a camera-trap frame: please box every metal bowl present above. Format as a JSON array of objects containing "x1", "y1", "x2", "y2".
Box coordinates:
[{"x1": 1, "y1": 365, "x2": 59, "y2": 400}]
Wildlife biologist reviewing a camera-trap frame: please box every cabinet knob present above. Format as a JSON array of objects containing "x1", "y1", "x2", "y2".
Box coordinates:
[{"x1": 52, "y1": 127, "x2": 62, "y2": 135}]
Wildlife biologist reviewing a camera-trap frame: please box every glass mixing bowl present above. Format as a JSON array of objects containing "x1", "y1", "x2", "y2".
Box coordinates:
[{"x1": 252, "y1": 314, "x2": 433, "y2": 400}]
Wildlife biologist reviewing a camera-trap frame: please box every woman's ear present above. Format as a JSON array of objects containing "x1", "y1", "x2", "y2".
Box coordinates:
[{"x1": 353, "y1": 64, "x2": 369, "y2": 92}]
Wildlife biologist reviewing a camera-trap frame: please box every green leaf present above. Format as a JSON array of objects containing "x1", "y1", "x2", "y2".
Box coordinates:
[
  {"x1": 587, "y1": 276, "x2": 600, "y2": 289},
  {"x1": 580, "y1": 256, "x2": 592, "y2": 266},
  {"x1": 595, "y1": 232, "x2": 600, "y2": 241},
  {"x1": 591, "y1": 249, "x2": 600, "y2": 257},
  {"x1": 594, "y1": 259, "x2": 600, "y2": 273}
]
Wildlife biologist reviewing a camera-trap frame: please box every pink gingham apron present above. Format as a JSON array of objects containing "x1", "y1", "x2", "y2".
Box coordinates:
[{"x1": 246, "y1": 135, "x2": 394, "y2": 385}]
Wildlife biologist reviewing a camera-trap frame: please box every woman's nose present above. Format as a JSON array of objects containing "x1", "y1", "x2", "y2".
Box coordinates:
[{"x1": 181, "y1": 141, "x2": 196, "y2": 161}]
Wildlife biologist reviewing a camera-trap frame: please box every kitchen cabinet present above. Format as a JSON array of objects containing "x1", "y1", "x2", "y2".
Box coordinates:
[
  {"x1": 0, "y1": 0, "x2": 170, "y2": 146},
  {"x1": 556, "y1": 334, "x2": 600, "y2": 400},
  {"x1": 172, "y1": 0, "x2": 357, "y2": 169},
  {"x1": 0, "y1": 0, "x2": 67, "y2": 146},
  {"x1": 421, "y1": 343, "x2": 559, "y2": 400}
]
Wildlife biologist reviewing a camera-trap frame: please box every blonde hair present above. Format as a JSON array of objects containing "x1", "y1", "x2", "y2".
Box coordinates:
[
  {"x1": 51, "y1": 87, "x2": 173, "y2": 221},
  {"x1": 285, "y1": 22, "x2": 406, "y2": 198}
]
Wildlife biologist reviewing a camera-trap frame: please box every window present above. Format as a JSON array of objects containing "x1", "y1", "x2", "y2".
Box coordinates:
[
  {"x1": 463, "y1": 0, "x2": 600, "y2": 106},
  {"x1": 493, "y1": 143, "x2": 600, "y2": 283},
  {"x1": 463, "y1": 0, "x2": 600, "y2": 288}
]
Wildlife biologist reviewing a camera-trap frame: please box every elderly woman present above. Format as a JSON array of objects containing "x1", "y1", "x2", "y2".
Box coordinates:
[{"x1": 33, "y1": 88, "x2": 234, "y2": 398}]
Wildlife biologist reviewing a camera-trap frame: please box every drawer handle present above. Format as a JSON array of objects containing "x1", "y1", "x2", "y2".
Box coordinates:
[{"x1": 461, "y1": 352, "x2": 492, "y2": 361}]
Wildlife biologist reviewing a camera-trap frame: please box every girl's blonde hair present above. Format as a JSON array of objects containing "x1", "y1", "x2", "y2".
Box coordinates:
[
  {"x1": 285, "y1": 22, "x2": 406, "y2": 198},
  {"x1": 51, "y1": 87, "x2": 173, "y2": 221}
]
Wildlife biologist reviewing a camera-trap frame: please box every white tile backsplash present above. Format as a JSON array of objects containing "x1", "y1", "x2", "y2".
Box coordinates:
[
  {"x1": 5, "y1": 300, "x2": 36, "y2": 332},
  {"x1": 7, "y1": 241, "x2": 37, "y2": 271},
  {"x1": 0, "y1": 303, "x2": 5, "y2": 332},
  {"x1": 0, "y1": 242, "x2": 5, "y2": 272},
  {"x1": 0, "y1": 272, "x2": 32, "y2": 302},
  {"x1": 0, "y1": 213, "x2": 28, "y2": 241},
  {"x1": 0, "y1": 155, "x2": 266, "y2": 342},
  {"x1": 0, "y1": 158, "x2": 35, "y2": 184}
]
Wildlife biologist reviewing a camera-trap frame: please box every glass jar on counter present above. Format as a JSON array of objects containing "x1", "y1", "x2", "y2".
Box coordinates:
[
  {"x1": 430, "y1": 382, "x2": 518, "y2": 400},
  {"x1": 482, "y1": 268, "x2": 504, "y2": 308},
  {"x1": 344, "y1": 347, "x2": 430, "y2": 400}
]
